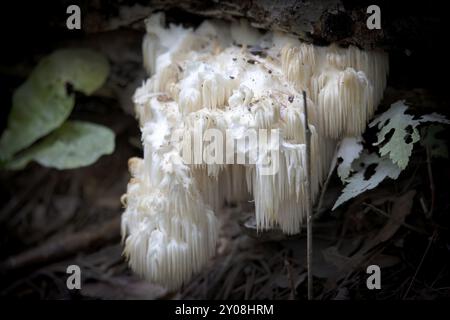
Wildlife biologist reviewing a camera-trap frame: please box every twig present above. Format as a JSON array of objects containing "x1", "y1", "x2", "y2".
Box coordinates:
[
  {"x1": 419, "y1": 197, "x2": 428, "y2": 216},
  {"x1": 363, "y1": 202, "x2": 428, "y2": 235},
  {"x1": 303, "y1": 91, "x2": 313, "y2": 300},
  {"x1": 314, "y1": 145, "x2": 338, "y2": 220},
  {"x1": 403, "y1": 230, "x2": 437, "y2": 299},
  {"x1": 401, "y1": 163, "x2": 420, "y2": 193},
  {"x1": 0, "y1": 216, "x2": 120, "y2": 274},
  {"x1": 0, "y1": 169, "x2": 49, "y2": 224},
  {"x1": 425, "y1": 146, "x2": 435, "y2": 217},
  {"x1": 284, "y1": 257, "x2": 296, "y2": 300}
]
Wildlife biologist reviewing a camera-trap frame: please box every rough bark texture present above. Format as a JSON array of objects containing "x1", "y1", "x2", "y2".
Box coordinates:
[
  {"x1": 3, "y1": 0, "x2": 441, "y2": 50},
  {"x1": 77, "y1": 0, "x2": 440, "y2": 51},
  {"x1": 1, "y1": 0, "x2": 447, "y2": 115}
]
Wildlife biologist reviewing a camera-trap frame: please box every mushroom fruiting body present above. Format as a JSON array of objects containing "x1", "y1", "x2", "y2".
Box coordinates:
[{"x1": 121, "y1": 13, "x2": 389, "y2": 290}]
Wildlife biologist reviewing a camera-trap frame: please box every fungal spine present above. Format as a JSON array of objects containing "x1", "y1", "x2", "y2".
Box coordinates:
[{"x1": 121, "y1": 13, "x2": 389, "y2": 290}]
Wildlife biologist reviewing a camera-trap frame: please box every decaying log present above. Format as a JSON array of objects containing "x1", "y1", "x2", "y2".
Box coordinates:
[
  {"x1": 79, "y1": 0, "x2": 442, "y2": 52},
  {"x1": 2, "y1": 1, "x2": 447, "y2": 111}
]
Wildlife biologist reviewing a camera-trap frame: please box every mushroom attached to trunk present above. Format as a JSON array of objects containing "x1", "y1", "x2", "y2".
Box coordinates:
[{"x1": 121, "y1": 13, "x2": 389, "y2": 290}]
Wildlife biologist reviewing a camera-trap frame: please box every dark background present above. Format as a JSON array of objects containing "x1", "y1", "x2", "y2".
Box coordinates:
[{"x1": 0, "y1": 0, "x2": 449, "y2": 300}]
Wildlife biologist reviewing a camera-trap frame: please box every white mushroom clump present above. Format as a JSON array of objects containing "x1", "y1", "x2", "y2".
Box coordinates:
[{"x1": 121, "y1": 13, "x2": 389, "y2": 290}]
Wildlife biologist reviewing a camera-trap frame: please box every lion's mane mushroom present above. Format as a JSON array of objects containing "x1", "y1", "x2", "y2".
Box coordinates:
[{"x1": 121, "y1": 13, "x2": 389, "y2": 290}]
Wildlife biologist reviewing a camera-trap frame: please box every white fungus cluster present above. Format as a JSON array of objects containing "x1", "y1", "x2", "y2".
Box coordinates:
[{"x1": 121, "y1": 13, "x2": 389, "y2": 290}]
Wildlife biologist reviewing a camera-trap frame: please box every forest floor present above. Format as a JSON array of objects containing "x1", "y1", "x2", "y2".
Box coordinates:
[{"x1": 0, "y1": 94, "x2": 449, "y2": 300}]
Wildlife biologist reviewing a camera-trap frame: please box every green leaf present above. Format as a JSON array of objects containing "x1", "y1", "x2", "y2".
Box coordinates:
[
  {"x1": 334, "y1": 136, "x2": 363, "y2": 182},
  {"x1": 6, "y1": 121, "x2": 115, "y2": 170},
  {"x1": 333, "y1": 152, "x2": 402, "y2": 210},
  {"x1": 29, "y1": 49, "x2": 110, "y2": 95},
  {"x1": 370, "y1": 100, "x2": 449, "y2": 170},
  {"x1": 0, "y1": 49, "x2": 109, "y2": 161}
]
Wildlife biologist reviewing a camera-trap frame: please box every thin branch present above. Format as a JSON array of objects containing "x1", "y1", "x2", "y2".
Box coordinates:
[
  {"x1": 284, "y1": 258, "x2": 296, "y2": 300},
  {"x1": 303, "y1": 90, "x2": 313, "y2": 300},
  {"x1": 425, "y1": 145, "x2": 435, "y2": 218},
  {"x1": 314, "y1": 145, "x2": 338, "y2": 220},
  {"x1": 0, "y1": 217, "x2": 120, "y2": 274},
  {"x1": 403, "y1": 230, "x2": 437, "y2": 299},
  {"x1": 363, "y1": 202, "x2": 428, "y2": 235}
]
